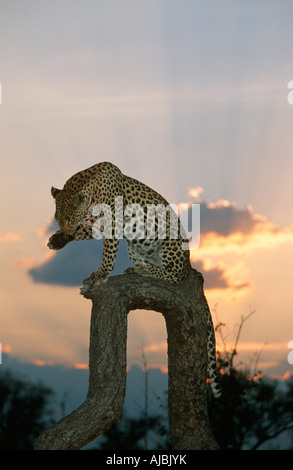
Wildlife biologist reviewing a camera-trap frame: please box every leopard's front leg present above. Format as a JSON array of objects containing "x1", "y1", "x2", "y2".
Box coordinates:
[{"x1": 81, "y1": 238, "x2": 120, "y2": 293}]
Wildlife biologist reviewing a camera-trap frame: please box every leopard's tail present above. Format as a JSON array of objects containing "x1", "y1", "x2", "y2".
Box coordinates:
[{"x1": 206, "y1": 304, "x2": 221, "y2": 398}]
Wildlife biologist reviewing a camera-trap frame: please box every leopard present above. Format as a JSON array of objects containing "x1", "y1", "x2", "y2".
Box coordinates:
[{"x1": 48, "y1": 161, "x2": 221, "y2": 398}]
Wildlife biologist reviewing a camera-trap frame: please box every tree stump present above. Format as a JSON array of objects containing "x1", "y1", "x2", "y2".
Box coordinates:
[{"x1": 34, "y1": 269, "x2": 219, "y2": 450}]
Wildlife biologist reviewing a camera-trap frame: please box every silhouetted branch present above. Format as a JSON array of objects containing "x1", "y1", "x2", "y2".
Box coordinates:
[{"x1": 229, "y1": 310, "x2": 255, "y2": 371}]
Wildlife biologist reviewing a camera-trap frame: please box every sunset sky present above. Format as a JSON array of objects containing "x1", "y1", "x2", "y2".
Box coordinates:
[{"x1": 1, "y1": 0, "x2": 293, "y2": 380}]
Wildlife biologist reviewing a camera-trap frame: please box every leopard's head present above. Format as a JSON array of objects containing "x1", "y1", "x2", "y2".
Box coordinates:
[{"x1": 51, "y1": 187, "x2": 92, "y2": 236}]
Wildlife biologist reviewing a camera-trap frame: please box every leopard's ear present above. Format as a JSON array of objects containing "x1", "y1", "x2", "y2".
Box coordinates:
[{"x1": 51, "y1": 187, "x2": 61, "y2": 199}]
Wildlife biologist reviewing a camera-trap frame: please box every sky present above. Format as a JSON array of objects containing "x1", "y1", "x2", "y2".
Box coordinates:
[{"x1": 1, "y1": 0, "x2": 293, "y2": 381}]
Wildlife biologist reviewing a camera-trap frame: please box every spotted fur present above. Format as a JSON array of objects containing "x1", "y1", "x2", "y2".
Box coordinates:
[
  {"x1": 48, "y1": 161, "x2": 220, "y2": 397},
  {"x1": 206, "y1": 304, "x2": 221, "y2": 398}
]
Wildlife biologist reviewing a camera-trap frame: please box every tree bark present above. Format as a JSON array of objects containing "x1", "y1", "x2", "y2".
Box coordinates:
[{"x1": 34, "y1": 268, "x2": 219, "y2": 450}]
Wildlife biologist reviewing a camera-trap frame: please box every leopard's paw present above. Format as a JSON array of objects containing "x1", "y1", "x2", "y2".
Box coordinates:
[
  {"x1": 47, "y1": 232, "x2": 73, "y2": 250},
  {"x1": 80, "y1": 270, "x2": 109, "y2": 295}
]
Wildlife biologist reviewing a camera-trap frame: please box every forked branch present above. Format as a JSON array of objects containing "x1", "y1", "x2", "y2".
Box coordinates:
[{"x1": 35, "y1": 269, "x2": 219, "y2": 450}]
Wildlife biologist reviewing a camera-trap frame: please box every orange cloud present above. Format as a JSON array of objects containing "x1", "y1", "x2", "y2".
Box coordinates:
[
  {"x1": 36, "y1": 218, "x2": 56, "y2": 237},
  {"x1": 31, "y1": 359, "x2": 54, "y2": 367},
  {"x1": 15, "y1": 251, "x2": 56, "y2": 269},
  {"x1": 0, "y1": 232, "x2": 21, "y2": 243},
  {"x1": 187, "y1": 195, "x2": 293, "y2": 298},
  {"x1": 144, "y1": 363, "x2": 168, "y2": 374},
  {"x1": 36, "y1": 219, "x2": 58, "y2": 238},
  {"x1": 14, "y1": 258, "x2": 36, "y2": 268},
  {"x1": 188, "y1": 186, "x2": 204, "y2": 200},
  {"x1": 141, "y1": 342, "x2": 167, "y2": 354},
  {"x1": 1, "y1": 343, "x2": 12, "y2": 354},
  {"x1": 74, "y1": 363, "x2": 88, "y2": 370},
  {"x1": 37, "y1": 227, "x2": 50, "y2": 237},
  {"x1": 191, "y1": 217, "x2": 293, "y2": 268}
]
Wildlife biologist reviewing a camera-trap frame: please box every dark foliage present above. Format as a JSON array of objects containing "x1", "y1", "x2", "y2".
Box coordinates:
[
  {"x1": 207, "y1": 315, "x2": 293, "y2": 449},
  {"x1": 0, "y1": 370, "x2": 54, "y2": 449}
]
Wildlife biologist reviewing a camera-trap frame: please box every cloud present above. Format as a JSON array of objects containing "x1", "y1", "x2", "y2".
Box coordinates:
[
  {"x1": 31, "y1": 359, "x2": 54, "y2": 367},
  {"x1": 194, "y1": 259, "x2": 251, "y2": 292},
  {"x1": 186, "y1": 192, "x2": 293, "y2": 294},
  {"x1": 185, "y1": 189, "x2": 293, "y2": 253},
  {"x1": 28, "y1": 238, "x2": 132, "y2": 287},
  {"x1": 199, "y1": 199, "x2": 279, "y2": 238},
  {"x1": 1, "y1": 344, "x2": 12, "y2": 355},
  {"x1": 14, "y1": 258, "x2": 37, "y2": 268},
  {"x1": 0, "y1": 232, "x2": 21, "y2": 243},
  {"x1": 179, "y1": 192, "x2": 286, "y2": 255},
  {"x1": 196, "y1": 199, "x2": 293, "y2": 256},
  {"x1": 188, "y1": 186, "x2": 204, "y2": 200},
  {"x1": 36, "y1": 219, "x2": 58, "y2": 238},
  {"x1": 74, "y1": 363, "x2": 88, "y2": 370}
]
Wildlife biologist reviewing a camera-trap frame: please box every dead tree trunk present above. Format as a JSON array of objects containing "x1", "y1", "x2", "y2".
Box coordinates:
[{"x1": 34, "y1": 269, "x2": 219, "y2": 450}]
